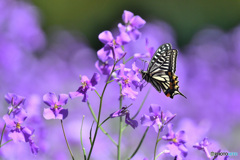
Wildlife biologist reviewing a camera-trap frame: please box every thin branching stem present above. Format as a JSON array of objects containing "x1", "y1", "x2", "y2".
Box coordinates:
[
  {"x1": 80, "y1": 116, "x2": 87, "y2": 160},
  {"x1": 61, "y1": 120, "x2": 75, "y2": 160},
  {"x1": 87, "y1": 61, "x2": 117, "y2": 160}
]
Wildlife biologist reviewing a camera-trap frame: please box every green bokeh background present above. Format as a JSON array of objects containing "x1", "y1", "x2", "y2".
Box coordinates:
[{"x1": 32, "y1": 0, "x2": 240, "y2": 50}]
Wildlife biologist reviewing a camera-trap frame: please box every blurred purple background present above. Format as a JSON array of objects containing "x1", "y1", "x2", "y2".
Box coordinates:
[{"x1": 0, "y1": 0, "x2": 239, "y2": 160}]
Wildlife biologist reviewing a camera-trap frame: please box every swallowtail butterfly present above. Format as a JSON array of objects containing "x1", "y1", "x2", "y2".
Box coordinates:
[{"x1": 140, "y1": 43, "x2": 186, "y2": 99}]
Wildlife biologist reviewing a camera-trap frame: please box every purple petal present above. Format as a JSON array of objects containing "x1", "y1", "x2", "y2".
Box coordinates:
[
  {"x1": 56, "y1": 108, "x2": 68, "y2": 120},
  {"x1": 176, "y1": 131, "x2": 187, "y2": 144},
  {"x1": 43, "y1": 92, "x2": 58, "y2": 107},
  {"x1": 22, "y1": 127, "x2": 33, "y2": 142},
  {"x1": 56, "y1": 94, "x2": 68, "y2": 106},
  {"x1": 118, "y1": 23, "x2": 126, "y2": 33},
  {"x1": 108, "y1": 47, "x2": 124, "y2": 60},
  {"x1": 69, "y1": 91, "x2": 83, "y2": 99},
  {"x1": 153, "y1": 123, "x2": 163, "y2": 133},
  {"x1": 3, "y1": 115, "x2": 15, "y2": 128},
  {"x1": 5, "y1": 93, "x2": 25, "y2": 106},
  {"x1": 97, "y1": 47, "x2": 110, "y2": 62},
  {"x1": 29, "y1": 138, "x2": 39, "y2": 155},
  {"x1": 14, "y1": 109, "x2": 28, "y2": 123},
  {"x1": 116, "y1": 32, "x2": 131, "y2": 45},
  {"x1": 98, "y1": 31, "x2": 114, "y2": 44},
  {"x1": 125, "y1": 113, "x2": 138, "y2": 129},
  {"x1": 9, "y1": 130, "x2": 25, "y2": 142},
  {"x1": 110, "y1": 107, "x2": 127, "y2": 118},
  {"x1": 122, "y1": 10, "x2": 134, "y2": 23},
  {"x1": 90, "y1": 73, "x2": 100, "y2": 86},
  {"x1": 167, "y1": 143, "x2": 180, "y2": 157},
  {"x1": 43, "y1": 108, "x2": 56, "y2": 120},
  {"x1": 178, "y1": 144, "x2": 188, "y2": 158},
  {"x1": 95, "y1": 61, "x2": 113, "y2": 76},
  {"x1": 162, "y1": 124, "x2": 175, "y2": 140},
  {"x1": 81, "y1": 93, "x2": 88, "y2": 102},
  {"x1": 129, "y1": 29, "x2": 141, "y2": 41},
  {"x1": 149, "y1": 104, "x2": 161, "y2": 115},
  {"x1": 122, "y1": 86, "x2": 138, "y2": 100},
  {"x1": 164, "y1": 111, "x2": 176, "y2": 125},
  {"x1": 81, "y1": 75, "x2": 89, "y2": 83},
  {"x1": 140, "y1": 114, "x2": 153, "y2": 126},
  {"x1": 130, "y1": 15, "x2": 146, "y2": 29}
]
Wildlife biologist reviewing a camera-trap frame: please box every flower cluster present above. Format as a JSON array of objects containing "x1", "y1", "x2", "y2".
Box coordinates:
[{"x1": 2, "y1": 93, "x2": 38, "y2": 155}]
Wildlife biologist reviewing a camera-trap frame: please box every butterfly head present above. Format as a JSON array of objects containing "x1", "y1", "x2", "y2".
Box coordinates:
[{"x1": 140, "y1": 70, "x2": 150, "y2": 82}]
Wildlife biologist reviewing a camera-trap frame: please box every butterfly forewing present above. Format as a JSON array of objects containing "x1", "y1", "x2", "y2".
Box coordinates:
[{"x1": 147, "y1": 43, "x2": 172, "y2": 72}]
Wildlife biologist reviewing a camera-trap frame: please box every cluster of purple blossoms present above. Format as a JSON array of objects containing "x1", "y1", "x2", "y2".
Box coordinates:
[
  {"x1": 141, "y1": 104, "x2": 176, "y2": 132},
  {"x1": 115, "y1": 63, "x2": 141, "y2": 100},
  {"x1": 2, "y1": 93, "x2": 39, "y2": 155}
]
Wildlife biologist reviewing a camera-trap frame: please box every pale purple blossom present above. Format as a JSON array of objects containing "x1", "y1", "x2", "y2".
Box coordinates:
[
  {"x1": 141, "y1": 104, "x2": 176, "y2": 132},
  {"x1": 118, "y1": 10, "x2": 146, "y2": 41},
  {"x1": 3, "y1": 114, "x2": 32, "y2": 143},
  {"x1": 43, "y1": 92, "x2": 68, "y2": 120},
  {"x1": 69, "y1": 73, "x2": 100, "y2": 102},
  {"x1": 97, "y1": 31, "x2": 130, "y2": 62}
]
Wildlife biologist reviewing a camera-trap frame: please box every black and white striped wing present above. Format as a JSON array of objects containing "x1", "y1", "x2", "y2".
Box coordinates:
[{"x1": 147, "y1": 44, "x2": 178, "y2": 74}]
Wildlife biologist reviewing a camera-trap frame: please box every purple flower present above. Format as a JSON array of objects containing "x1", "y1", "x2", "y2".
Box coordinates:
[
  {"x1": 140, "y1": 104, "x2": 176, "y2": 132},
  {"x1": 43, "y1": 92, "x2": 69, "y2": 120},
  {"x1": 193, "y1": 138, "x2": 211, "y2": 159},
  {"x1": 4, "y1": 93, "x2": 26, "y2": 116},
  {"x1": 97, "y1": 31, "x2": 130, "y2": 62},
  {"x1": 167, "y1": 143, "x2": 188, "y2": 160},
  {"x1": 118, "y1": 10, "x2": 146, "y2": 41},
  {"x1": 116, "y1": 63, "x2": 140, "y2": 100},
  {"x1": 110, "y1": 106, "x2": 138, "y2": 129},
  {"x1": 69, "y1": 73, "x2": 100, "y2": 102},
  {"x1": 162, "y1": 124, "x2": 188, "y2": 159},
  {"x1": 28, "y1": 137, "x2": 39, "y2": 155},
  {"x1": 95, "y1": 60, "x2": 114, "y2": 82},
  {"x1": 162, "y1": 124, "x2": 187, "y2": 145},
  {"x1": 3, "y1": 114, "x2": 33, "y2": 143}
]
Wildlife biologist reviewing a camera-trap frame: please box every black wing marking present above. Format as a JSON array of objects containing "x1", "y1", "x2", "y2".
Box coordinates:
[{"x1": 147, "y1": 43, "x2": 172, "y2": 72}]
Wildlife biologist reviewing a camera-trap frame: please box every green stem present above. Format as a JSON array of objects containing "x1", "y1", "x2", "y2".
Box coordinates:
[
  {"x1": 61, "y1": 120, "x2": 75, "y2": 160},
  {"x1": 154, "y1": 126, "x2": 163, "y2": 160},
  {"x1": 0, "y1": 124, "x2": 6, "y2": 147},
  {"x1": 117, "y1": 84, "x2": 123, "y2": 160},
  {"x1": 132, "y1": 87, "x2": 151, "y2": 120},
  {"x1": 99, "y1": 117, "x2": 110, "y2": 127},
  {"x1": 87, "y1": 101, "x2": 117, "y2": 146},
  {"x1": 0, "y1": 139, "x2": 13, "y2": 148},
  {"x1": 80, "y1": 116, "x2": 87, "y2": 160},
  {"x1": 155, "y1": 150, "x2": 168, "y2": 160},
  {"x1": 87, "y1": 62, "x2": 117, "y2": 160},
  {"x1": 0, "y1": 109, "x2": 13, "y2": 147},
  {"x1": 128, "y1": 127, "x2": 149, "y2": 160},
  {"x1": 94, "y1": 90, "x2": 101, "y2": 98},
  {"x1": 124, "y1": 56, "x2": 134, "y2": 64}
]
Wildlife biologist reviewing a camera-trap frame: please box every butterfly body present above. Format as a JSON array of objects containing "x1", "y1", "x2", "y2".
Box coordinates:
[{"x1": 140, "y1": 43, "x2": 186, "y2": 99}]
